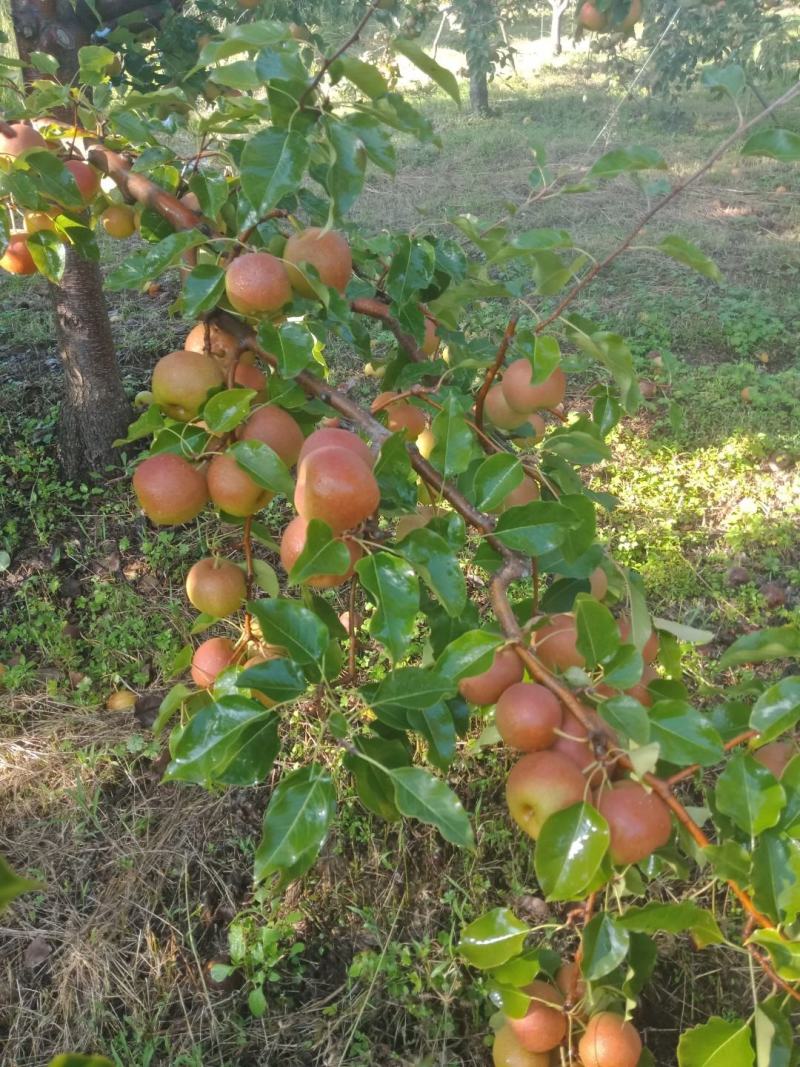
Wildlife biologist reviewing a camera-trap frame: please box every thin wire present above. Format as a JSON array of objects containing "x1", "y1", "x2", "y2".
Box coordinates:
[{"x1": 591, "y1": 4, "x2": 682, "y2": 150}]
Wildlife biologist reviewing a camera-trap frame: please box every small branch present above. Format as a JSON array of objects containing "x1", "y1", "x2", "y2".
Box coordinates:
[
  {"x1": 351, "y1": 296, "x2": 428, "y2": 363},
  {"x1": 347, "y1": 579, "x2": 358, "y2": 682},
  {"x1": 298, "y1": 0, "x2": 383, "y2": 110},
  {"x1": 748, "y1": 945, "x2": 800, "y2": 1004},
  {"x1": 533, "y1": 81, "x2": 800, "y2": 336},
  {"x1": 666, "y1": 730, "x2": 758, "y2": 786},
  {"x1": 474, "y1": 317, "x2": 518, "y2": 436},
  {"x1": 236, "y1": 208, "x2": 290, "y2": 249}
]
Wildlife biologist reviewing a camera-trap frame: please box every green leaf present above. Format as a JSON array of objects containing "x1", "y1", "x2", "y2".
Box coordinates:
[
  {"x1": 719, "y1": 626, "x2": 800, "y2": 669},
  {"x1": 287, "y1": 519, "x2": 351, "y2": 585},
  {"x1": 599, "y1": 695, "x2": 651, "y2": 746},
  {"x1": 236, "y1": 658, "x2": 307, "y2": 703},
  {"x1": 435, "y1": 630, "x2": 503, "y2": 682},
  {"x1": 331, "y1": 56, "x2": 388, "y2": 99},
  {"x1": 229, "y1": 440, "x2": 294, "y2": 497},
  {"x1": 397, "y1": 527, "x2": 466, "y2": 617},
  {"x1": 248, "y1": 599, "x2": 328, "y2": 666},
  {"x1": 751, "y1": 677, "x2": 800, "y2": 745},
  {"x1": 0, "y1": 854, "x2": 42, "y2": 911},
  {"x1": 375, "y1": 432, "x2": 417, "y2": 513},
  {"x1": 617, "y1": 902, "x2": 724, "y2": 949},
  {"x1": 459, "y1": 908, "x2": 530, "y2": 969},
  {"x1": 240, "y1": 129, "x2": 310, "y2": 216},
  {"x1": 741, "y1": 128, "x2": 800, "y2": 164},
  {"x1": 580, "y1": 912, "x2": 630, "y2": 980},
  {"x1": 600, "y1": 644, "x2": 645, "y2": 690},
  {"x1": 164, "y1": 696, "x2": 278, "y2": 786},
  {"x1": 701, "y1": 64, "x2": 746, "y2": 98},
  {"x1": 24, "y1": 148, "x2": 83, "y2": 209},
  {"x1": 29, "y1": 51, "x2": 60, "y2": 75},
  {"x1": 78, "y1": 44, "x2": 115, "y2": 83},
  {"x1": 385, "y1": 236, "x2": 436, "y2": 305},
  {"x1": 27, "y1": 229, "x2": 65, "y2": 283},
  {"x1": 408, "y1": 701, "x2": 457, "y2": 769},
  {"x1": 704, "y1": 841, "x2": 752, "y2": 885},
  {"x1": 545, "y1": 429, "x2": 611, "y2": 465},
  {"x1": 648, "y1": 700, "x2": 724, "y2": 767},
  {"x1": 715, "y1": 754, "x2": 786, "y2": 835},
  {"x1": 188, "y1": 171, "x2": 229, "y2": 219},
  {"x1": 152, "y1": 682, "x2": 191, "y2": 736},
  {"x1": 252, "y1": 558, "x2": 280, "y2": 596},
  {"x1": 658, "y1": 236, "x2": 722, "y2": 282},
  {"x1": 752, "y1": 832, "x2": 800, "y2": 923},
  {"x1": 323, "y1": 118, "x2": 366, "y2": 216},
  {"x1": 494, "y1": 501, "x2": 572, "y2": 556},
  {"x1": 344, "y1": 736, "x2": 409, "y2": 821},
  {"x1": 346, "y1": 113, "x2": 396, "y2": 175},
  {"x1": 392, "y1": 38, "x2": 460, "y2": 106},
  {"x1": 258, "y1": 322, "x2": 314, "y2": 378},
  {"x1": 430, "y1": 396, "x2": 478, "y2": 477},
  {"x1": 363, "y1": 668, "x2": 456, "y2": 730},
  {"x1": 183, "y1": 264, "x2": 226, "y2": 318},
  {"x1": 203, "y1": 389, "x2": 255, "y2": 434},
  {"x1": 754, "y1": 996, "x2": 795, "y2": 1067},
  {"x1": 535, "y1": 803, "x2": 610, "y2": 901},
  {"x1": 355, "y1": 552, "x2": 419, "y2": 662},
  {"x1": 388, "y1": 765, "x2": 474, "y2": 848},
  {"x1": 254, "y1": 764, "x2": 336, "y2": 890},
  {"x1": 677, "y1": 1018, "x2": 754, "y2": 1067},
  {"x1": 588, "y1": 145, "x2": 667, "y2": 180},
  {"x1": 748, "y1": 931, "x2": 800, "y2": 983},
  {"x1": 473, "y1": 453, "x2": 524, "y2": 512},
  {"x1": 651, "y1": 616, "x2": 714, "y2": 645},
  {"x1": 575, "y1": 594, "x2": 619, "y2": 669},
  {"x1": 106, "y1": 232, "x2": 205, "y2": 291}
]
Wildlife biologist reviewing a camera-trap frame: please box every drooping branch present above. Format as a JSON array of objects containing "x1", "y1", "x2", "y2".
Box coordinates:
[
  {"x1": 534, "y1": 80, "x2": 800, "y2": 336},
  {"x1": 88, "y1": 146, "x2": 210, "y2": 232}
]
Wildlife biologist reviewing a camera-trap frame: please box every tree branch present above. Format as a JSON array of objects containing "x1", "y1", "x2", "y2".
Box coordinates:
[
  {"x1": 474, "y1": 316, "x2": 517, "y2": 436},
  {"x1": 297, "y1": 0, "x2": 383, "y2": 110},
  {"x1": 351, "y1": 296, "x2": 428, "y2": 363}
]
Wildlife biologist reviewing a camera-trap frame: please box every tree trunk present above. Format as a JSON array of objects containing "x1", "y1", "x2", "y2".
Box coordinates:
[
  {"x1": 51, "y1": 246, "x2": 132, "y2": 478},
  {"x1": 469, "y1": 64, "x2": 490, "y2": 115},
  {"x1": 550, "y1": 2, "x2": 564, "y2": 56},
  {"x1": 10, "y1": 0, "x2": 131, "y2": 479}
]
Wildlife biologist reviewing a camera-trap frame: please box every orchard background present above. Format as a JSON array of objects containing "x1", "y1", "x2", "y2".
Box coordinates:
[{"x1": 0, "y1": 2, "x2": 799, "y2": 1066}]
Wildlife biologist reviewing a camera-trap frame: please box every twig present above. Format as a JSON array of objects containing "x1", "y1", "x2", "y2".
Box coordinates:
[
  {"x1": 748, "y1": 945, "x2": 800, "y2": 1004},
  {"x1": 666, "y1": 730, "x2": 758, "y2": 786},
  {"x1": 534, "y1": 80, "x2": 800, "y2": 336},
  {"x1": 474, "y1": 317, "x2": 518, "y2": 436},
  {"x1": 297, "y1": 0, "x2": 383, "y2": 110},
  {"x1": 351, "y1": 296, "x2": 428, "y2": 363},
  {"x1": 347, "y1": 579, "x2": 358, "y2": 682}
]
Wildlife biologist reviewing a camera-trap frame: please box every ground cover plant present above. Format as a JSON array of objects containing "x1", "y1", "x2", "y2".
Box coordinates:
[{"x1": 1, "y1": 2, "x2": 799, "y2": 1065}]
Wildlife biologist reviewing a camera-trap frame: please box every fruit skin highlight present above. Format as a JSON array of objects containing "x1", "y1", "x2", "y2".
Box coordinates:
[
  {"x1": 191, "y1": 637, "x2": 237, "y2": 688},
  {"x1": 0, "y1": 233, "x2": 36, "y2": 275},
  {"x1": 294, "y1": 445, "x2": 380, "y2": 533},
  {"x1": 151, "y1": 349, "x2": 224, "y2": 421},
  {"x1": 185, "y1": 557, "x2": 247, "y2": 617},
  {"x1": 505, "y1": 750, "x2": 586, "y2": 840},
  {"x1": 579, "y1": 1012, "x2": 642, "y2": 1067},
  {"x1": 238, "y1": 405, "x2": 305, "y2": 466},
  {"x1": 458, "y1": 647, "x2": 524, "y2": 706},
  {"x1": 502, "y1": 360, "x2": 566, "y2": 412},
  {"x1": 133, "y1": 453, "x2": 208, "y2": 525},
  {"x1": 279, "y1": 515, "x2": 362, "y2": 588},
  {"x1": 495, "y1": 682, "x2": 563, "y2": 752}
]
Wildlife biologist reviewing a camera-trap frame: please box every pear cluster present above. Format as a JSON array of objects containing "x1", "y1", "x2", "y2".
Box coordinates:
[{"x1": 484, "y1": 359, "x2": 565, "y2": 446}]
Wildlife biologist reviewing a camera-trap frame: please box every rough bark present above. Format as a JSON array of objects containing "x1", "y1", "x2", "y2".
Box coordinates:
[
  {"x1": 10, "y1": 0, "x2": 132, "y2": 478},
  {"x1": 51, "y1": 245, "x2": 132, "y2": 478},
  {"x1": 468, "y1": 64, "x2": 490, "y2": 116}
]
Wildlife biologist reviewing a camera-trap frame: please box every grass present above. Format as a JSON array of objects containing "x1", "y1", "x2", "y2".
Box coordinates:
[{"x1": 1, "y1": 50, "x2": 800, "y2": 1067}]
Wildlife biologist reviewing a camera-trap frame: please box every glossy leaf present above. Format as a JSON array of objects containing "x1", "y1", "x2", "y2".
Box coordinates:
[
  {"x1": 575, "y1": 594, "x2": 619, "y2": 669},
  {"x1": 719, "y1": 626, "x2": 800, "y2": 669},
  {"x1": 164, "y1": 696, "x2": 278, "y2": 786},
  {"x1": 535, "y1": 803, "x2": 610, "y2": 901},
  {"x1": 287, "y1": 519, "x2": 351, "y2": 585},
  {"x1": 677, "y1": 1018, "x2": 754, "y2": 1067},
  {"x1": 750, "y1": 677, "x2": 800, "y2": 745},
  {"x1": 254, "y1": 764, "x2": 336, "y2": 890},
  {"x1": 344, "y1": 736, "x2": 409, "y2": 821},
  {"x1": 651, "y1": 616, "x2": 714, "y2": 645},
  {"x1": 408, "y1": 701, "x2": 457, "y2": 769},
  {"x1": 741, "y1": 128, "x2": 800, "y2": 164},
  {"x1": 237, "y1": 658, "x2": 307, "y2": 703},
  {"x1": 229, "y1": 440, "x2": 294, "y2": 497},
  {"x1": 658, "y1": 236, "x2": 722, "y2": 282},
  {"x1": 751, "y1": 832, "x2": 800, "y2": 923},
  {"x1": 388, "y1": 765, "x2": 474, "y2": 849},
  {"x1": 599, "y1": 695, "x2": 650, "y2": 745},
  {"x1": 241, "y1": 128, "x2": 309, "y2": 216},
  {"x1": 375, "y1": 432, "x2": 417, "y2": 513},
  {"x1": 397, "y1": 527, "x2": 466, "y2": 617},
  {"x1": 580, "y1": 912, "x2": 630, "y2": 980},
  {"x1": 435, "y1": 630, "x2": 503, "y2": 681},
  {"x1": 648, "y1": 701, "x2": 724, "y2": 767},
  {"x1": 152, "y1": 682, "x2": 191, "y2": 736},
  {"x1": 248, "y1": 599, "x2": 328, "y2": 666},
  {"x1": 715, "y1": 754, "x2": 786, "y2": 835},
  {"x1": 430, "y1": 396, "x2": 478, "y2": 477},
  {"x1": 27, "y1": 230, "x2": 65, "y2": 283},
  {"x1": 459, "y1": 908, "x2": 530, "y2": 969},
  {"x1": 748, "y1": 931, "x2": 800, "y2": 983},
  {"x1": 188, "y1": 171, "x2": 229, "y2": 219},
  {"x1": 754, "y1": 996, "x2": 795, "y2": 1067},
  {"x1": 385, "y1": 235, "x2": 435, "y2": 305},
  {"x1": 392, "y1": 38, "x2": 460, "y2": 106},
  {"x1": 473, "y1": 453, "x2": 524, "y2": 512},
  {"x1": 617, "y1": 902, "x2": 724, "y2": 948},
  {"x1": 258, "y1": 321, "x2": 314, "y2": 378},
  {"x1": 183, "y1": 263, "x2": 226, "y2": 318},
  {"x1": 601, "y1": 644, "x2": 645, "y2": 689},
  {"x1": 494, "y1": 501, "x2": 572, "y2": 556},
  {"x1": 362, "y1": 667, "x2": 455, "y2": 731},
  {"x1": 203, "y1": 389, "x2": 255, "y2": 434},
  {"x1": 356, "y1": 552, "x2": 419, "y2": 662}
]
